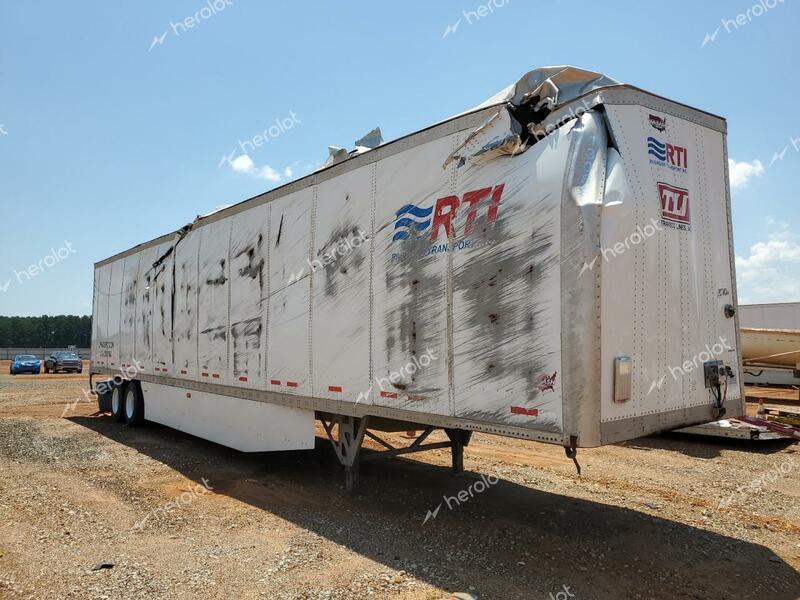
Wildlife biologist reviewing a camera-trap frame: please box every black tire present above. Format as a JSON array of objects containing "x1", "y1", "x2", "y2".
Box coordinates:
[
  {"x1": 96, "y1": 380, "x2": 113, "y2": 412},
  {"x1": 124, "y1": 381, "x2": 144, "y2": 427},
  {"x1": 111, "y1": 382, "x2": 127, "y2": 422},
  {"x1": 43, "y1": 364, "x2": 49, "y2": 374}
]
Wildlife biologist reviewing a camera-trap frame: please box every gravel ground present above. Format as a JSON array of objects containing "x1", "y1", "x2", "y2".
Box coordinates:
[{"x1": 0, "y1": 367, "x2": 798, "y2": 599}]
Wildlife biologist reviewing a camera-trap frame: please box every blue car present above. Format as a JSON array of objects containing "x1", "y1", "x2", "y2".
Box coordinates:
[{"x1": 10, "y1": 354, "x2": 42, "y2": 375}]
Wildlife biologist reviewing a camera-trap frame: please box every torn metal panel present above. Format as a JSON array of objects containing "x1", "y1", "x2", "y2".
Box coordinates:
[
  {"x1": 354, "y1": 127, "x2": 383, "y2": 150},
  {"x1": 323, "y1": 146, "x2": 349, "y2": 169},
  {"x1": 443, "y1": 109, "x2": 526, "y2": 169},
  {"x1": 469, "y1": 65, "x2": 619, "y2": 115}
]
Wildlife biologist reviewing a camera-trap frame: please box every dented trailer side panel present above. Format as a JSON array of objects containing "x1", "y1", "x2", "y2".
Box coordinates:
[{"x1": 92, "y1": 83, "x2": 741, "y2": 450}]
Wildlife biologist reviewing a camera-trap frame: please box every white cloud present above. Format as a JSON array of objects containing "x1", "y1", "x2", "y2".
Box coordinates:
[
  {"x1": 227, "y1": 154, "x2": 288, "y2": 183},
  {"x1": 736, "y1": 224, "x2": 800, "y2": 303},
  {"x1": 728, "y1": 158, "x2": 764, "y2": 190}
]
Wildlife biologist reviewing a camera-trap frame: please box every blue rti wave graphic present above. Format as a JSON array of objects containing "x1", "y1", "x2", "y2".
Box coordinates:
[
  {"x1": 393, "y1": 204, "x2": 433, "y2": 241},
  {"x1": 647, "y1": 136, "x2": 667, "y2": 161}
]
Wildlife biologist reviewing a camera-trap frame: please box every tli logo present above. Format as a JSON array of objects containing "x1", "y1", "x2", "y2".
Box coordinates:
[
  {"x1": 393, "y1": 184, "x2": 504, "y2": 243},
  {"x1": 657, "y1": 182, "x2": 691, "y2": 229},
  {"x1": 647, "y1": 137, "x2": 688, "y2": 173}
]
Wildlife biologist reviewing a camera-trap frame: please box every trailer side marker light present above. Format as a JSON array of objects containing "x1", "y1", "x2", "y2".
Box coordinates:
[
  {"x1": 328, "y1": 385, "x2": 343, "y2": 393},
  {"x1": 510, "y1": 406, "x2": 539, "y2": 416},
  {"x1": 287, "y1": 381, "x2": 299, "y2": 388},
  {"x1": 212, "y1": 373, "x2": 220, "y2": 379},
  {"x1": 201, "y1": 372, "x2": 209, "y2": 377},
  {"x1": 186, "y1": 392, "x2": 192, "y2": 398},
  {"x1": 380, "y1": 391, "x2": 398, "y2": 399},
  {"x1": 270, "y1": 379, "x2": 281, "y2": 385},
  {"x1": 407, "y1": 394, "x2": 425, "y2": 401},
  {"x1": 180, "y1": 369, "x2": 187, "y2": 374},
  {"x1": 239, "y1": 376, "x2": 248, "y2": 382}
]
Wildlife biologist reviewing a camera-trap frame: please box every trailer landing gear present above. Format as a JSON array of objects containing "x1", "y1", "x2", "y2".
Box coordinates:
[
  {"x1": 564, "y1": 435, "x2": 581, "y2": 476},
  {"x1": 319, "y1": 414, "x2": 474, "y2": 491}
]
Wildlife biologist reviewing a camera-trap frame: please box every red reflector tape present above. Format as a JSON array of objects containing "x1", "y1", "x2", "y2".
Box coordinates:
[
  {"x1": 239, "y1": 376, "x2": 248, "y2": 382},
  {"x1": 270, "y1": 380, "x2": 281, "y2": 385},
  {"x1": 380, "y1": 391, "x2": 398, "y2": 399},
  {"x1": 328, "y1": 385, "x2": 342, "y2": 393},
  {"x1": 201, "y1": 372, "x2": 209, "y2": 377},
  {"x1": 510, "y1": 406, "x2": 539, "y2": 416},
  {"x1": 180, "y1": 369, "x2": 187, "y2": 374},
  {"x1": 407, "y1": 394, "x2": 425, "y2": 401},
  {"x1": 286, "y1": 381, "x2": 299, "y2": 388},
  {"x1": 212, "y1": 374, "x2": 220, "y2": 379}
]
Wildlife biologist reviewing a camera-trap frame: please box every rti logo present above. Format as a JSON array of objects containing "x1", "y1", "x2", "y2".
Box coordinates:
[
  {"x1": 393, "y1": 184, "x2": 505, "y2": 243},
  {"x1": 657, "y1": 182, "x2": 691, "y2": 230},
  {"x1": 647, "y1": 137, "x2": 688, "y2": 173}
]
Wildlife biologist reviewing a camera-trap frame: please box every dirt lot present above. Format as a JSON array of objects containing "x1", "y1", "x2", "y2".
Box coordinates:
[{"x1": 0, "y1": 365, "x2": 798, "y2": 599}]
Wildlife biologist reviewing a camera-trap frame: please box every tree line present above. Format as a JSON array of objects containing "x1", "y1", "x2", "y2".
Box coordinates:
[{"x1": 0, "y1": 315, "x2": 92, "y2": 347}]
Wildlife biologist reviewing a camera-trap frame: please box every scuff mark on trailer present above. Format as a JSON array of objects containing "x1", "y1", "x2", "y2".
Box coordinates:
[
  {"x1": 206, "y1": 259, "x2": 228, "y2": 286},
  {"x1": 316, "y1": 223, "x2": 367, "y2": 297}
]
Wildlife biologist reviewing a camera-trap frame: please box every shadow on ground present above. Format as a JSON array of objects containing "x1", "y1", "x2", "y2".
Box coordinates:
[
  {"x1": 620, "y1": 431, "x2": 795, "y2": 459},
  {"x1": 71, "y1": 415, "x2": 800, "y2": 600}
]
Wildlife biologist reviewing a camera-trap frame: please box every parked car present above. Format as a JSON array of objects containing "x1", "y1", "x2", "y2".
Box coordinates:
[
  {"x1": 44, "y1": 351, "x2": 83, "y2": 374},
  {"x1": 10, "y1": 355, "x2": 42, "y2": 375}
]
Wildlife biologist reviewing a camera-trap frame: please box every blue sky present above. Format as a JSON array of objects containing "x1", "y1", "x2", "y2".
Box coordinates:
[{"x1": 1, "y1": 0, "x2": 798, "y2": 315}]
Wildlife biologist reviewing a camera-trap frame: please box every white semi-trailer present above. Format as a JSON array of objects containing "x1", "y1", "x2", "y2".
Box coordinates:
[{"x1": 91, "y1": 66, "x2": 744, "y2": 488}]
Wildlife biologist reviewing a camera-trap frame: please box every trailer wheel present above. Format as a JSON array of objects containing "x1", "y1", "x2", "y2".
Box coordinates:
[
  {"x1": 124, "y1": 381, "x2": 144, "y2": 427},
  {"x1": 111, "y1": 383, "x2": 127, "y2": 422}
]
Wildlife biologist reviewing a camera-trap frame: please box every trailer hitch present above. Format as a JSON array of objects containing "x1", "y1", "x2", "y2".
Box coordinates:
[{"x1": 564, "y1": 436, "x2": 581, "y2": 476}]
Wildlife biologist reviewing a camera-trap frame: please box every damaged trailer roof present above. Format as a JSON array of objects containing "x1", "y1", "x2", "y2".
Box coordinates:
[{"x1": 96, "y1": 65, "x2": 724, "y2": 267}]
